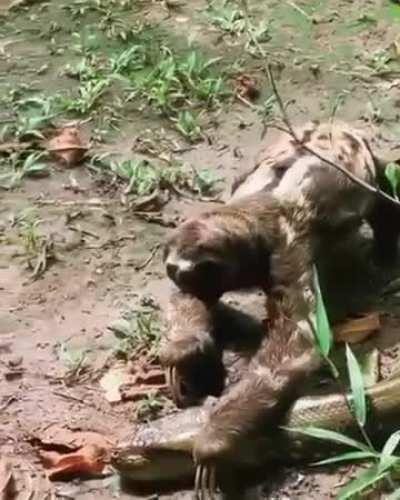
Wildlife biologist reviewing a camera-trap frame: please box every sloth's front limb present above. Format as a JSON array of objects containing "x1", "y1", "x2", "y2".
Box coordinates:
[
  {"x1": 159, "y1": 290, "x2": 225, "y2": 408},
  {"x1": 193, "y1": 277, "x2": 322, "y2": 493}
]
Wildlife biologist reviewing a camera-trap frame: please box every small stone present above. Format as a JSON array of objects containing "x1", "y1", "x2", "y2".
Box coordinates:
[{"x1": 7, "y1": 356, "x2": 22, "y2": 368}]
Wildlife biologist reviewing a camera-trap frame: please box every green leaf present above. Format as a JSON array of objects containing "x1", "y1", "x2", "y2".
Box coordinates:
[
  {"x1": 338, "y1": 464, "x2": 390, "y2": 500},
  {"x1": 346, "y1": 344, "x2": 367, "y2": 427},
  {"x1": 313, "y1": 450, "x2": 377, "y2": 466},
  {"x1": 379, "y1": 431, "x2": 400, "y2": 471},
  {"x1": 313, "y1": 265, "x2": 332, "y2": 357},
  {"x1": 284, "y1": 426, "x2": 369, "y2": 452},
  {"x1": 108, "y1": 319, "x2": 132, "y2": 339},
  {"x1": 385, "y1": 162, "x2": 400, "y2": 199}
]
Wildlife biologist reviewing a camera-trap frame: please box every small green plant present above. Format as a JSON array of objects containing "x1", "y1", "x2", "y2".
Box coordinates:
[
  {"x1": 11, "y1": 96, "x2": 58, "y2": 140},
  {"x1": 109, "y1": 45, "x2": 148, "y2": 75},
  {"x1": 16, "y1": 208, "x2": 43, "y2": 257},
  {"x1": 385, "y1": 162, "x2": 400, "y2": 200},
  {"x1": 206, "y1": 1, "x2": 246, "y2": 35},
  {"x1": 366, "y1": 48, "x2": 392, "y2": 74},
  {"x1": 109, "y1": 310, "x2": 161, "y2": 359},
  {"x1": 291, "y1": 267, "x2": 400, "y2": 498},
  {"x1": 0, "y1": 152, "x2": 50, "y2": 190},
  {"x1": 58, "y1": 342, "x2": 89, "y2": 383},
  {"x1": 15, "y1": 208, "x2": 57, "y2": 279},
  {"x1": 57, "y1": 79, "x2": 109, "y2": 115},
  {"x1": 191, "y1": 167, "x2": 221, "y2": 196},
  {"x1": 135, "y1": 393, "x2": 168, "y2": 422},
  {"x1": 91, "y1": 155, "x2": 220, "y2": 199},
  {"x1": 174, "y1": 110, "x2": 202, "y2": 141},
  {"x1": 206, "y1": 0, "x2": 269, "y2": 56},
  {"x1": 63, "y1": 0, "x2": 100, "y2": 18},
  {"x1": 98, "y1": 8, "x2": 141, "y2": 41},
  {"x1": 110, "y1": 159, "x2": 159, "y2": 195},
  {"x1": 127, "y1": 46, "x2": 228, "y2": 117}
]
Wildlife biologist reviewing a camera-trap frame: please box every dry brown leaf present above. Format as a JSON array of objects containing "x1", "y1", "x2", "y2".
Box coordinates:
[
  {"x1": 235, "y1": 74, "x2": 259, "y2": 101},
  {"x1": 334, "y1": 313, "x2": 381, "y2": 344},
  {"x1": 40, "y1": 444, "x2": 108, "y2": 480},
  {"x1": 34, "y1": 424, "x2": 114, "y2": 451},
  {"x1": 0, "y1": 458, "x2": 13, "y2": 500},
  {"x1": 47, "y1": 126, "x2": 89, "y2": 167}
]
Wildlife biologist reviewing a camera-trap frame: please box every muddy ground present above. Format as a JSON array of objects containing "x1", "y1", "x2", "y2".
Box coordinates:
[{"x1": 2, "y1": 0, "x2": 400, "y2": 498}]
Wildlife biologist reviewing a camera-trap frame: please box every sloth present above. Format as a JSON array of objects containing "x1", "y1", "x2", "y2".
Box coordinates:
[
  {"x1": 161, "y1": 190, "x2": 321, "y2": 482},
  {"x1": 159, "y1": 121, "x2": 400, "y2": 479},
  {"x1": 160, "y1": 121, "x2": 400, "y2": 408},
  {"x1": 161, "y1": 121, "x2": 400, "y2": 396}
]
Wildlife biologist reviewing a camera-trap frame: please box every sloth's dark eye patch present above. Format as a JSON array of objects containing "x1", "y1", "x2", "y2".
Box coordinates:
[{"x1": 195, "y1": 259, "x2": 223, "y2": 276}]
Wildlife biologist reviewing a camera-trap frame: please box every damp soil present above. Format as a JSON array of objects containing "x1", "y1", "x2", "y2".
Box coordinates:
[{"x1": 2, "y1": 0, "x2": 400, "y2": 498}]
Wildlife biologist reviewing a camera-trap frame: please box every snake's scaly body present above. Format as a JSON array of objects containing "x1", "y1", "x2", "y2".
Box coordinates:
[{"x1": 112, "y1": 377, "x2": 400, "y2": 482}]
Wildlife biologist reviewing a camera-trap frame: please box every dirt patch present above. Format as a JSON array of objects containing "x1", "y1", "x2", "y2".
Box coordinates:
[{"x1": 1, "y1": 0, "x2": 400, "y2": 498}]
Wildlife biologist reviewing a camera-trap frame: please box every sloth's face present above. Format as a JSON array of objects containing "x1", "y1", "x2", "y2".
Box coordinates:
[{"x1": 163, "y1": 219, "x2": 237, "y2": 302}]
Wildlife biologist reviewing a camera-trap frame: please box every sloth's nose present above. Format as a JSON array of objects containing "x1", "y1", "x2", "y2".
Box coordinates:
[{"x1": 166, "y1": 262, "x2": 179, "y2": 281}]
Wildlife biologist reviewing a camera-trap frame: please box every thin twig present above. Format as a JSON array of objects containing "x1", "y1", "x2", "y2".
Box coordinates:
[
  {"x1": 266, "y1": 65, "x2": 299, "y2": 141},
  {"x1": 266, "y1": 64, "x2": 400, "y2": 209},
  {"x1": 0, "y1": 395, "x2": 17, "y2": 412},
  {"x1": 286, "y1": 0, "x2": 313, "y2": 21},
  {"x1": 51, "y1": 390, "x2": 86, "y2": 404},
  {"x1": 239, "y1": 0, "x2": 266, "y2": 58},
  {"x1": 135, "y1": 244, "x2": 161, "y2": 271}
]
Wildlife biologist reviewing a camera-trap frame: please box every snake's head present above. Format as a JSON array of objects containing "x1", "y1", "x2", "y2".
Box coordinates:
[
  {"x1": 111, "y1": 446, "x2": 194, "y2": 482},
  {"x1": 111, "y1": 446, "x2": 151, "y2": 475}
]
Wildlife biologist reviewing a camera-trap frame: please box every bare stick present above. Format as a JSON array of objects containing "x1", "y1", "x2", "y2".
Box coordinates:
[{"x1": 266, "y1": 64, "x2": 400, "y2": 209}]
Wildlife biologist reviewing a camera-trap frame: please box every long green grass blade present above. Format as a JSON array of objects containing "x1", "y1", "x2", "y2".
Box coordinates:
[
  {"x1": 385, "y1": 162, "x2": 400, "y2": 199},
  {"x1": 379, "y1": 431, "x2": 400, "y2": 471},
  {"x1": 313, "y1": 450, "x2": 376, "y2": 466},
  {"x1": 345, "y1": 344, "x2": 367, "y2": 427},
  {"x1": 284, "y1": 426, "x2": 369, "y2": 452},
  {"x1": 313, "y1": 265, "x2": 332, "y2": 357},
  {"x1": 338, "y1": 464, "x2": 390, "y2": 500}
]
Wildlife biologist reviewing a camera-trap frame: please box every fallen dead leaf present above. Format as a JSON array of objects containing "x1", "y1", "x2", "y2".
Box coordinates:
[
  {"x1": 33, "y1": 424, "x2": 114, "y2": 451},
  {"x1": 334, "y1": 313, "x2": 381, "y2": 344},
  {"x1": 0, "y1": 458, "x2": 14, "y2": 500},
  {"x1": 234, "y1": 74, "x2": 259, "y2": 101},
  {"x1": 47, "y1": 126, "x2": 89, "y2": 167},
  {"x1": 40, "y1": 444, "x2": 108, "y2": 480}
]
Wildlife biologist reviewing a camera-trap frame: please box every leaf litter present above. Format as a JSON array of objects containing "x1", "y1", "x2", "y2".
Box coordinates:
[
  {"x1": 31, "y1": 426, "x2": 114, "y2": 481},
  {"x1": 47, "y1": 125, "x2": 89, "y2": 167}
]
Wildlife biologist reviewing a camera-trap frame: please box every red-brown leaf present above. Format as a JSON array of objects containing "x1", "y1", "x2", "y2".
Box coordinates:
[{"x1": 40, "y1": 444, "x2": 108, "y2": 480}]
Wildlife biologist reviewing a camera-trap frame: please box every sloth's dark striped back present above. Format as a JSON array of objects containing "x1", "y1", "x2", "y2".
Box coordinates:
[{"x1": 230, "y1": 121, "x2": 379, "y2": 225}]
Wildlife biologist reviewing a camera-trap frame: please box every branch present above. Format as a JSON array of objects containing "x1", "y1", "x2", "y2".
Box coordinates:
[{"x1": 266, "y1": 64, "x2": 400, "y2": 210}]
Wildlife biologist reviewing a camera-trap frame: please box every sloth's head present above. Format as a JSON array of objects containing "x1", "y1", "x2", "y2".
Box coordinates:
[{"x1": 163, "y1": 211, "x2": 269, "y2": 302}]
